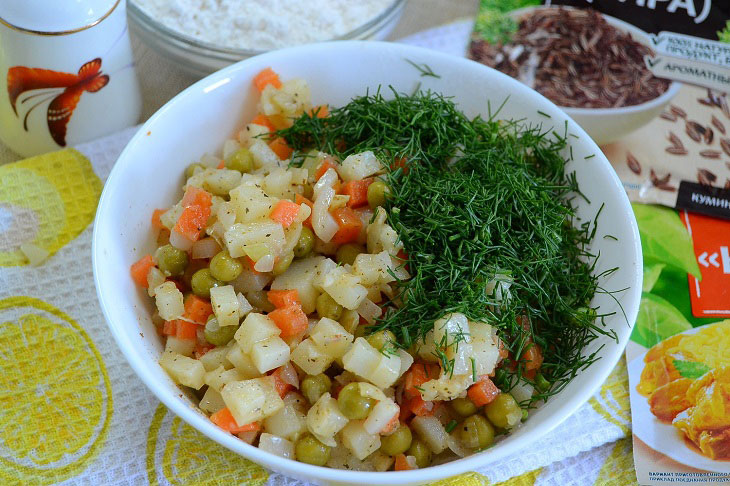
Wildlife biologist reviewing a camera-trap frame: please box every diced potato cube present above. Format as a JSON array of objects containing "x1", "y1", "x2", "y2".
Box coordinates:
[
  {"x1": 419, "y1": 374, "x2": 474, "y2": 402},
  {"x1": 369, "y1": 353, "x2": 401, "y2": 389},
  {"x1": 210, "y1": 285, "x2": 240, "y2": 327},
  {"x1": 471, "y1": 337, "x2": 501, "y2": 376},
  {"x1": 396, "y1": 348, "x2": 414, "y2": 378},
  {"x1": 199, "y1": 387, "x2": 226, "y2": 414},
  {"x1": 203, "y1": 169, "x2": 241, "y2": 197},
  {"x1": 306, "y1": 393, "x2": 348, "y2": 444},
  {"x1": 146, "y1": 267, "x2": 166, "y2": 296},
  {"x1": 154, "y1": 281, "x2": 184, "y2": 320},
  {"x1": 342, "y1": 338, "x2": 381, "y2": 381},
  {"x1": 224, "y1": 222, "x2": 285, "y2": 259},
  {"x1": 339, "y1": 309, "x2": 360, "y2": 334},
  {"x1": 339, "y1": 151, "x2": 382, "y2": 182},
  {"x1": 434, "y1": 313, "x2": 472, "y2": 375},
  {"x1": 199, "y1": 342, "x2": 234, "y2": 371},
  {"x1": 320, "y1": 266, "x2": 367, "y2": 310},
  {"x1": 159, "y1": 203, "x2": 182, "y2": 230},
  {"x1": 416, "y1": 329, "x2": 440, "y2": 363},
  {"x1": 204, "y1": 365, "x2": 247, "y2": 392},
  {"x1": 225, "y1": 343, "x2": 261, "y2": 378},
  {"x1": 290, "y1": 338, "x2": 334, "y2": 375},
  {"x1": 352, "y1": 251, "x2": 396, "y2": 286},
  {"x1": 159, "y1": 352, "x2": 205, "y2": 389},
  {"x1": 341, "y1": 419, "x2": 381, "y2": 460},
  {"x1": 363, "y1": 399, "x2": 399, "y2": 435},
  {"x1": 309, "y1": 318, "x2": 354, "y2": 358},
  {"x1": 263, "y1": 168, "x2": 294, "y2": 198},
  {"x1": 258, "y1": 433, "x2": 295, "y2": 459},
  {"x1": 264, "y1": 403, "x2": 306, "y2": 442},
  {"x1": 238, "y1": 123, "x2": 270, "y2": 147},
  {"x1": 221, "y1": 376, "x2": 284, "y2": 425},
  {"x1": 251, "y1": 336, "x2": 291, "y2": 373},
  {"x1": 229, "y1": 184, "x2": 276, "y2": 224},
  {"x1": 270, "y1": 256, "x2": 325, "y2": 314},
  {"x1": 249, "y1": 139, "x2": 282, "y2": 168},
  {"x1": 235, "y1": 313, "x2": 281, "y2": 353},
  {"x1": 164, "y1": 336, "x2": 194, "y2": 357},
  {"x1": 260, "y1": 79, "x2": 311, "y2": 117},
  {"x1": 237, "y1": 292, "x2": 253, "y2": 317}
]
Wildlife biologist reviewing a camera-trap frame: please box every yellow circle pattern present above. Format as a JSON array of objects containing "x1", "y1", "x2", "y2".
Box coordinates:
[
  {"x1": 589, "y1": 357, "x2": 631, "y2": 435},
  {"x1": 0, "y1": 296, "x2": 112, "y2": 485},
  {"x1": 147, "y1": 404, "x2": 269, "y2": 486},
  {"x1": 0, "y1": 149, "x2": 102, "y2": 266}
]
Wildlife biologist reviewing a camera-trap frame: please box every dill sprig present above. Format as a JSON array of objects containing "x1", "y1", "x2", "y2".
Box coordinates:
[{"x1": 277, "y1": 88, "x2": 615, "y2": 403}]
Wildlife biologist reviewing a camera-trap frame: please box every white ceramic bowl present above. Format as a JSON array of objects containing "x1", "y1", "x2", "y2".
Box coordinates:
[
  {"x1": 128, "y1": 0, "x2": 406, "y2": 76},
  {"x1": 507, "y1": 6, "x2": 681, "y2": 146},
  {"x1": 93, "y1": 41, "x2": 642, "y2": 485}
]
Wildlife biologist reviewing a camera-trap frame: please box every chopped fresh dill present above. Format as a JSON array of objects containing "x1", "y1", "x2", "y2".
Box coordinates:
[
  {"x1": 471, "y1": 357, "x2": 477, "y2": 382},
  {"x1": 445, "y1": 420, "x2": 458, "y2": 433},
  {"x1": 536, "y1": 110, "x2": 551, "y2": 118},
  {"x1": 584, "y1": 153, "x2": 596, "y2": 159},
  {"x1": 277, "y1": 88, "x2": 614, "y2": 403},
  {"x1": 604, "y1": 234, "x2": 618, "y2": 241},
  {"x1": 405, "y1": 59, "x2": 441, "y2": 78}
]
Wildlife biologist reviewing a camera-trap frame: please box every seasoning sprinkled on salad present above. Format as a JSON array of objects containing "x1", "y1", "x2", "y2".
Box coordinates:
[{"x1": 130, "y1": 68, "x2": 612, "y2": 470}]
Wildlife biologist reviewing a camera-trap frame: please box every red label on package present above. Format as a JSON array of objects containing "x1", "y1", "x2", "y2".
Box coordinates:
[{"x1": 682, "y1": 210, "x2": 730, "y2": 318}]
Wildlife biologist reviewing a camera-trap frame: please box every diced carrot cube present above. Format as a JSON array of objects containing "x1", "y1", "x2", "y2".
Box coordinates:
[
  {"x1": 269, "y1": 200, "x2": 301, "y2": 228},
  {"x1": 162, "y1": 320, "x2": 176, "y2": 336},
  {"x1": 390, "y1": 156, "x2": 409, "y2": 175},
  {"x1": 184, "y1": 294, "x2": 213, "y2": 324},
  {"x1": 315, "y1": 160, "x2": 337, "y2": 181},
  {"x1": 268, "y1": 137, "x2": 293, "y2": 160},
  {"x1": 403, "y1": 363, "x2": 440, "y2": 399},
  {"x1": 216, "y1": 159, "x2": 225, "y2": 169},
  {"x1": 251, "y1": 114, "x2": 275, "y2": 132},
  {"x1": 181, "y1": 186, "x2": 212, "y2": 209},
  {"x1": 253, "y1": 67, "x2": 281, "y2": 92},
  {"x1": 467, "y1": 376, "x2": 501, "y2": 407},
  {"x1": 394, "y1": 454, "x2": 412, "y2": 471},
  {"x1": 267, "y1": 289, "x2": 301, "y2": 308},
  {"x1": 130, "y1": 255, "x2": 155, "y2": 287},
  {"x1": 339, "y1": 178, "x2": 373, "y2": 208},
  {"x1": 271, "y1": 368, "x2": 294, "y2": 398},
  {"x1": 175, "y1": 320, "x2": 198, "y2": 340},
  {"x1": 523, "y1": 343, "x2": 544, "y2": 371},
  {"x1": 404, "y1": 395, "x2": 435, "y2": 417},
  {"x1": 307, "y1": 105, "x2": 330, "y2": 118},
  {"x1": 194, "y1": 342, "x2": 215, "y2": 358},
  {"x1": 330, "y1": 207, "x2": 362, "y2": 245},
  {"x1": 268, "y1": 304, "x2": 308, "y2": 338},
  {"x1": 210, "y1": 407, "x2": 261, "y2": 434},
  {"x1": 151, "y1": 209, "x2": 166, "y2": 229}
]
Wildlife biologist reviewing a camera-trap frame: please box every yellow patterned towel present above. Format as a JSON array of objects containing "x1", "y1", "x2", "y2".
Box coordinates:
[{"x1": 0, "y1": 125, "x2": 636, "y2": 486}]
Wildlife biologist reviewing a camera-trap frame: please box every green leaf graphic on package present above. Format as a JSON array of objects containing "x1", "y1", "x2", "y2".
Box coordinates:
[
  {"x1": 672, "y1": 360, "x2": 711, "y2": 380},
  {"x1": 633, "y1": 293, "x2": 692, "y2": 348},
  {"x1": 474, "y1": 0, "x2": 540, "y2": 44},
  {"x1": 632, "y1": 203, "x2": 701, "y2": 279}
]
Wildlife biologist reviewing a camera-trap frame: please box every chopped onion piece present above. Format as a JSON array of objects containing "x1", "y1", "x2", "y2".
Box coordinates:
[
  {"x1": 258, "y1": 433, "x2": 294, "y2": 459},
  {"x1": 447, "y1": 434, "x2": 470, "y2": 458},
  {"x1": 357, "y1": 298, "x2": 382, "y2": 324},
  {"x1": 192, "y1": 237, "x2": 221, "y2": 259},
  {"x1": 363, "y1": 399, "x2": 399, "y2": 435},
  {"x1": 510, "y1": 381, "x2": 535, "y2": 403},
  {"x1": 236, "y1": 292, "x2": 253, "y2": 317},
  {"x1": 278, "y1": 362, "x2": 299, "y2": 389},
  {"x1": 169, "y1": 229, "x2": 193, "y2": 251},
  {"x1": 312, "y1": 186, "x2": 338, "y2": 243},
  {"x1": 411, "y1": 415, "x2": 448, "y2": 454},
  {"x1": 254, "y1": 254, "x2": 275, "y2": 273}
]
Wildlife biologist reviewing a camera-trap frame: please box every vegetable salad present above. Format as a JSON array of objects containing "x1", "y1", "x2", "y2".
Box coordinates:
[{"x1": 131, "y1": 68, "x2": 592, "y2": 471}]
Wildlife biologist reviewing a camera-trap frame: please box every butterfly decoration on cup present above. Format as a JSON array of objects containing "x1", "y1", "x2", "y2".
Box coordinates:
[{"x1": 7, "y1": 58, "x2": 109, "y2": 147}]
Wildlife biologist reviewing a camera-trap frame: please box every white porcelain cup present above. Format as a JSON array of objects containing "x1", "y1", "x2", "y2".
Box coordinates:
[{"x1": 0, "y1": 0, "x2": 141, "y2": 157}]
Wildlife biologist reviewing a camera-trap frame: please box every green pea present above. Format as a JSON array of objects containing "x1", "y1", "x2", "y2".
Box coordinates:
[
  {"x1": 379, "y1": 423, "x2": 412, "y2": 456},
  {"x1": 450, "y1": 397, "x2": 478, "y2": 417},
  {"x1": 300, "y1": 374, "x2": 332, "y2": 405},
  {"x1": 316, "y1": 293, "x2": 343, "y2": 321},
  {"x1": 204, "y1": 316, "x2": 238, "y2": 346},
  {"x1": 334, "y1": 243, "x2": 364, "y2": 266},
  {"x1": 293, "y1": 227, "x2": 315, "y2": 258},
  {"x1": 366, "y1": 330, "x2": 396, "y2": 352},
  {"x1": 273, "y1": 252, "x2": 294, "y2": 276},
  {"x1": 337, "y1": 382, "x2": 375, "y2": 419},
  {"x1": 209, "y1": 251, "x2": 243, "y2": 282},
  {"x1": 190, "y1": 268, "x2": 222, "y2": 298},
  {"x1": 484, "y1": 393, "x2": 522, "y2": 430},
  {"x1": 367, "y1": 180, "x2": 390, "y2": 209},
  {"x1": 295, "y1": 434, "x2": 330, "y2": 466},
  {"x1": 185, "y1": 163, "x2": 204, "y2": 179},
  {"x1": 226, "y1": 148, "x2": 254, "y2": 173},
  {"x1": 457, "y1": 414, "x2": 494, "y2": 449},
  {"x1": 154, "y1": 244, "x2": 188, "y2": 276},
  {"x1": 406, "y1": 439, "x2": 431, "y2": 468}
]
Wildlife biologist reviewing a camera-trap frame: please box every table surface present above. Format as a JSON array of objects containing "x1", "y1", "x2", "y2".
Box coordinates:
[{"x1": 0, "y1": 0, "x2": 478, "y2": 165}]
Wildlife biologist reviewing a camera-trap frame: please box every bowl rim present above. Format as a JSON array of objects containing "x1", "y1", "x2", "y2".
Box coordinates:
[
  {"x1": 93, "y1": 40, "x2": 642, "y2": 484},
  {"x1": 503, "y1": 4, "x2": 682, "y2": 116},
  {"x1": 127, "y1": 0, "x2": 406, "y2": 57}
]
